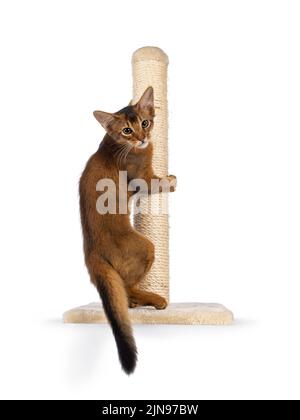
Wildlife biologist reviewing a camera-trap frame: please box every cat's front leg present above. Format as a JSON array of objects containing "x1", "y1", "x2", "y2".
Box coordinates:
[
  {"x1": 130, "y1": 175, "x2": 177, "y2": 195},
  {"x1": 149, "y1": 174, "x2": 177, "y2": 194},
  {"x1": 163, "y1": 175, "x2": 177, "y2": 192}
]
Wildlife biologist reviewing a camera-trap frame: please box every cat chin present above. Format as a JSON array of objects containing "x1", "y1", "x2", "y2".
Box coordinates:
[{"x1": 137, "y1": 140, "x2": 149, "y2": 149}]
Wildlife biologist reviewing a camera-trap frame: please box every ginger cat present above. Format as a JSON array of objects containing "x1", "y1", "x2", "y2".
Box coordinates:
[{"x1": 79, "y1": 87, "x2": 176, "y2": 374}]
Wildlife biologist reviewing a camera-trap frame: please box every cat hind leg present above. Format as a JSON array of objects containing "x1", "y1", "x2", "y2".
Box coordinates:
[{"x1": 128, "y1": 286, "x2": 167, "y2": 310}]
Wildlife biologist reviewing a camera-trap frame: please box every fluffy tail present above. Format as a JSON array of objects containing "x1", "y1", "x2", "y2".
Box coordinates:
[{"x1": 94, "y1": 264, "x2": 137, "y2": 374}]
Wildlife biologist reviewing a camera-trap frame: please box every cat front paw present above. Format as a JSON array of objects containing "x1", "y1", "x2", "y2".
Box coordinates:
[{"x1": 166, "y1": 175, "x2": 177, "y2": 192}]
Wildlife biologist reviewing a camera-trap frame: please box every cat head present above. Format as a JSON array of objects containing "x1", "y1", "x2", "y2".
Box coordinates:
[{"x1": 93, "y1": 87, "x2": 155, "y2": 150}]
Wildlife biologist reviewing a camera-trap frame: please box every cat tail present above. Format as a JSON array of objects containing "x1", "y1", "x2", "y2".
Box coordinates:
[{"x1": 93, "y1": 262, "x2": 137, "y2": 374}]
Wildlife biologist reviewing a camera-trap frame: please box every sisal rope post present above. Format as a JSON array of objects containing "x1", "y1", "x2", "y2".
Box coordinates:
[{"x1": 132, "y1": 47, "x2": 170, "y2": 302}]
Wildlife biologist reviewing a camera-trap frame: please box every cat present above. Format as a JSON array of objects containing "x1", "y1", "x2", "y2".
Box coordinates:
[{"x1": 79, "y1": 87, "x2": 176, "y2": 374}]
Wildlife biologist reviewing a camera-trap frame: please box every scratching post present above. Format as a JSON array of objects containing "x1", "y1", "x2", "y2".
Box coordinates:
[
  {"x1": 63, "y1": 47, "x2": 234, "y2": 326},
  {"x1": 132, "y1": 47, "x2": 169, "y2": 302}
]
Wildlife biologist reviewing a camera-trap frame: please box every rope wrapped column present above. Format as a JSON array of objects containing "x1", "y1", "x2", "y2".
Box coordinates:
[{"x1": 132, "y1": 47, "x2": 169, "y2": 302}]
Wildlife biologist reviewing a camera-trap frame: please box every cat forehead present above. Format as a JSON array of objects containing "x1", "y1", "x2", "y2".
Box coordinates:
[{"x1": 116, "y1": 106, "x2": 138, "y2": 123}]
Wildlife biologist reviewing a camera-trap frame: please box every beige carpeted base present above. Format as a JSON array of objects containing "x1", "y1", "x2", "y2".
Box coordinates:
[{"x1": 63, "y1": 302, "x2": 233, "y2": 325}]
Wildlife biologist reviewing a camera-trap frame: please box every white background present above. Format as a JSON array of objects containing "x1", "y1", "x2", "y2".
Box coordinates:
[{"x1": 0, "y1": 0, "x2": 299, "y2": 400}]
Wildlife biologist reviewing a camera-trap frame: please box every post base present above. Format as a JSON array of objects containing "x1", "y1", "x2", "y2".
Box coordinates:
[{"x1": 63, "y1": 302, "x2": 233, "y2": 325}]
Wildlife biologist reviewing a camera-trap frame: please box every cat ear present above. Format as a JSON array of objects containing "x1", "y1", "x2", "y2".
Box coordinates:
[
  {"x1": 137, "y1": 86, "x2": 154, "y2": 111},
  {"x1": 93, "y1": 111, "x2": 114, "y2": 130}
]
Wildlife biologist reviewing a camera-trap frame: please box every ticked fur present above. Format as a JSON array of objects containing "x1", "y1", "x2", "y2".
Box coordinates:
[{"x1": 79, "y1": 87, "x2": 176, "y2": 374}]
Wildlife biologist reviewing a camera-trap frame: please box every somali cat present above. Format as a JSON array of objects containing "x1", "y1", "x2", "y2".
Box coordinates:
[{"x1": 79, "y1": 87, "x2": 176, "y2": 374}]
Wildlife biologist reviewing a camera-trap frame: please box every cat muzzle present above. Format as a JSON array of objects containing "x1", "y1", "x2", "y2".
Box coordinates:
[{"x1": 138, "y1": 139, "x2": 149, "y2": 149}]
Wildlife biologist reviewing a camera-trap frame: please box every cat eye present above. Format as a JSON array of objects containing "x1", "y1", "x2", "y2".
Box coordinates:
[
  {"x1": 122, "y1": 127, "x2": 133, "y2": 135},
  {"x1": 142, "y1": 120, "x2": 150, "y2": 129}
]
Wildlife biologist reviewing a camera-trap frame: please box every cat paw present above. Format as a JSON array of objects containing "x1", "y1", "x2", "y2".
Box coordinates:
[
  {"x1": 166, "y1": 175, "x2": 177, "y2": 192},
  {"x1": 129, "y1": 301, "x2": 139, "y2": 308},
  {"x1": 154, "y1": 297, "x2": 168, "y2": 310}
]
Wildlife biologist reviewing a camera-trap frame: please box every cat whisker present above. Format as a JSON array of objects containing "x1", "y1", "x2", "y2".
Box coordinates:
[
  {"x1": 123, "y1": 145, "x2": 133, "y2": 164},
  {"x1": 119, "y1": 143, "x2": 133, "y2": 168},
  {"x1": 123, "y1": 144, "x2": 133, "y2": 163},
  {"x1": 118, "y1": 145, "x2": 129, "y2": 165},
  {"x1": 115, "y1": 143, "x2": 132, "y2": 168},
  {"x1": 114, "y1": 144, "x2": 128, "y2": 167}
]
